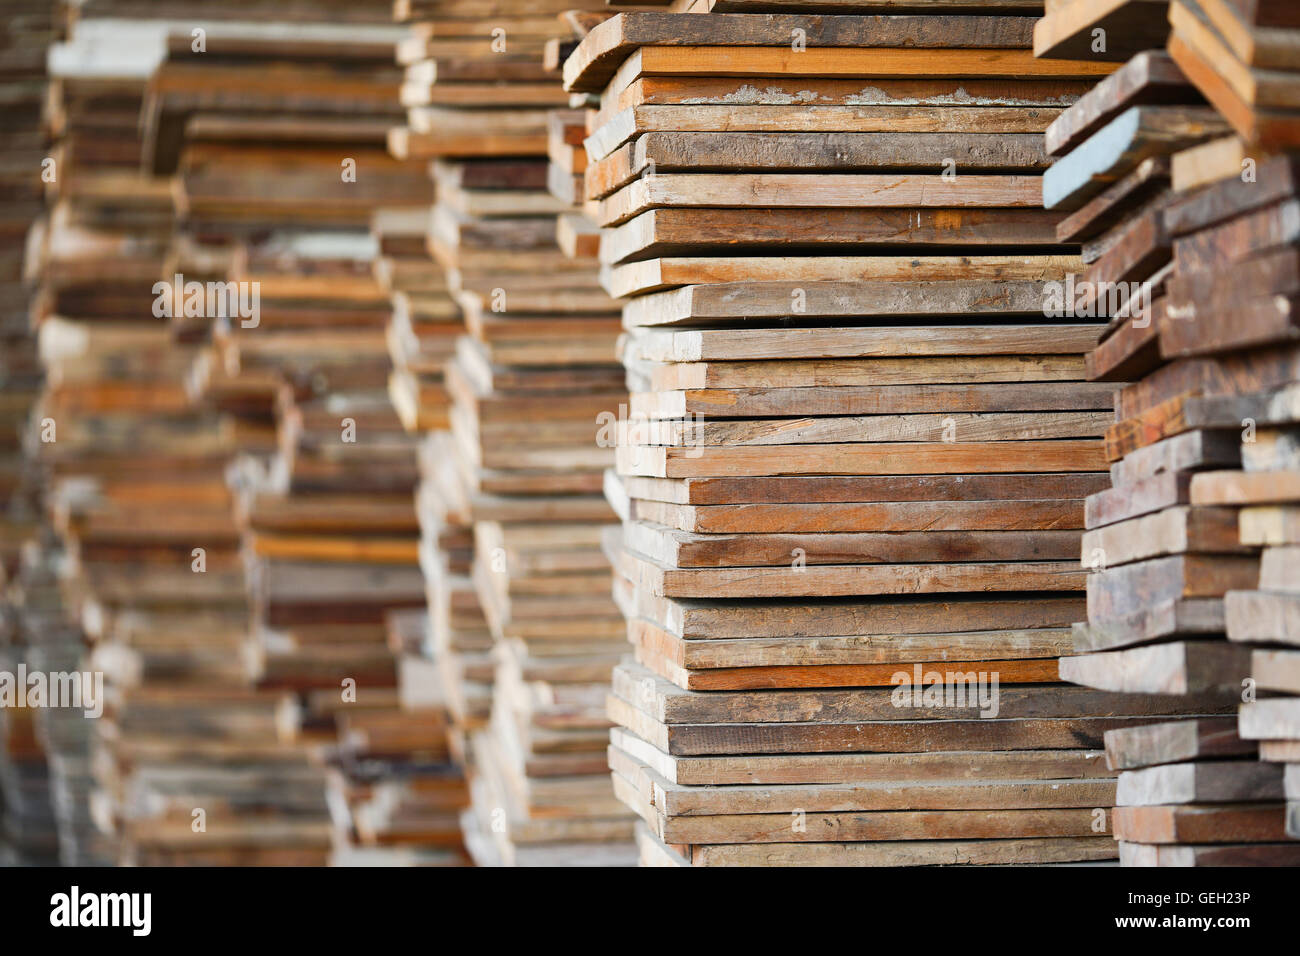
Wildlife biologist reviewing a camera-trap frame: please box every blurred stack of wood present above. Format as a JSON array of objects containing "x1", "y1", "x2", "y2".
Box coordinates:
[
  {"x1": 561, "y1": 7, "x2": 1233, "y2": 867},
  {"x1": 371, "y1": 204, "x2": 493, "y2": 754},
  {"x1": 145, "y1": 13, "x2": 471, "y2": 865},
  {"x1": 375, "y1": 207, "x2": 460, "y2": 435},
  {"x1": 2, "y1": 541, "x2": 112, "y2": 866},
  {"x1": 1040, "y1": 1, "x2": 1300, "y2": 865},
  {"x1": 392, "y1": 0, "x2": 637, "y2": 866},
  {"x1": 34, "y1": 11, "x2": 287, "y2": 865},
  {"x1": 0, "y1": 0, "x2": 60, "y2": 865},
  {"x1": 6, "y1": 1, "x2": 469, "y2": 866}
]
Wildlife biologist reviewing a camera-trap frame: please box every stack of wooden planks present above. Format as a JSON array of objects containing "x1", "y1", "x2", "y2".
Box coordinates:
[
  {"x1": 146, "y1": 15, "x2": 472, "y2": 865},
  {"x1": 375, "y1": 206, "x2": 460, "y2": 434},
  {"x1": 392, "y1": 0, "x2": 638, "y2": 866},
  {"x1": 1034, "y1": 0, "x2": 1172, "y2": 63},
  {"x1": 373, "y1": 203, "x2": 499, "y2": 784},
  {"x1": 1040, "y1": 6, "x2": 1300, "y2": 864},
  {"x1": 35, "y1": 12, "x2": 286, "y2": 865},
  {"x1": 4, "y1": 1, "x2": 471, "y2": 866},
  {"x1": 0, "y1": 0, "x2": 59, "y2": 864},
  {"x1": 559, "y1": 6, "x2": 1244, "y2": 867},
  {"x1": 1, "y1": 543, "x2": 110, "y2": 866},
  {"x1": 1166, "y1": 0, "x2": 1300, "y2": 153}
]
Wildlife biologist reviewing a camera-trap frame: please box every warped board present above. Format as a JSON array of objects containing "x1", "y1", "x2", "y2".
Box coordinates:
[
  {"x1": 1045, "y1": 52, "x2": 1199, "y2": 156},
  {"x1": 1042, "y1": 106, "x2": 1229, "y2": 211}
]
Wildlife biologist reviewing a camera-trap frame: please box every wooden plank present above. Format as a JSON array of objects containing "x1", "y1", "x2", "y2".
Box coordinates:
[
  {"x1": 623, "y1": 280, "x2": 1063, "y2": 326},
  {"x1": 603, "y1": 208, "x2": 1065, "y2": 265},
  {"x1": 586, "y1": 103, "x2": 1073, "y2": 160},
  {"x1": 619, "y1": 473, "x2": 1109, "y2": 509},
  {"x1": 597, "y1": 174, "x2": 1046, "y2": 227},
  {"x1": 636, "y1": 497, "x2": 1086, "y2": 534},
  {"x1": 610, "y1": 727, "x2": 1113, "y2": 787},
  {"x1": 1046, "y1": 51, "x2": 1198, "y2": 157},
  {"x1": 1059, "y1": 640, "x2": 1252, "y2": 694},
  {"x1": 1116, "y1": 760, "x2": 1284, "y2": 805},
  {"x1": 609, "y1": 45, "x2": 1116, "y2": 87},
  {"x1": 608, "y1": 252, "x2": 1076, "y2": 296},
  {"x1": 1055, "y1": 156, "x2": 1170, "y2": 243},
  {"x1": 1085, "y1": 471, "x2": 1191, "y2": 531},
  {"x1": 635, "y1": 382, "x2": 1115, "y2": 420},
  {"x1": 1034, "y1": 0, "x2": 1172, "y2": 62},
  {"x1": 1086, "y1": 554, "x2": 1260, "y2": 621},
  {"x1": 565, "y1": 13, "x2": 1040, "y2": 92},
  {"x1": 617, "y1": 439, "x2": 1108, "y2": 479},
  {"x1": 1080, "y1": 505, "x2": 1248, "y2": 566},
  {"x1": 1072, "y1": 598, "x2": 1225, "y2": 652},
  {"x1": 1118, "y1": 842, "x2": 1300, "y2": 865},
  {"x1": 627, "y1": 521, "x2": 1083, "y2": 568},
  {"x1": 1114, "y1": 803, "x2": 1290, "y2": 843},
  {"x1": 632, "y1": 324, "x2": 1101, "y2": 362},
  {"x1": 619, "y1": 545, "x2": 1086, "y2": 598},
  {"x1": 588, "y1": 131, "x2": 1049, "y2": 201},
  {"x1": 1103, "y1": 716, "x2": 1252, "y2": 769},
  {"x1": 1042, "y1": 106, "x2": 1230, "y2": 211},
  {"x1": 1225, "y1": 589, "x2": 1300, "y2": 645},
  {"x1": 689, "y1": 838, "x2": 1116, "y2": 866}
]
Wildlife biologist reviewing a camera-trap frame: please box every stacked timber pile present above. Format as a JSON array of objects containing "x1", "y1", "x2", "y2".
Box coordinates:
[
  {"x1": 2, "y1": 545, "x2": 107, "y2": 866},
  {"x1": 0, "y1": 0, "x2": 59, "y2": 866},
  {"x1": 392, "y1": 0, "x2": 638, "y2": 866},
  {"x1": 1186, "y1": 1, "x2": 1300, "y2": 849},
  {"x1": 376, "y1": 206, "x2": 459, "y2": 436},
  {"x1": 373, "y1": 205, "x2": 494, "y2": 757},
  {"x1": 562, "y1": 8, "x2": 1235, "y2": 867},
  {"x1": 1166, "y1": 0, "x2": 1300, "y2": 153},
  {"x1": 35, "y1": 16, "x2": 293, "y2": 864},
  {"x1": 1041, "y1": 4, "x2": 1300, "y2": 864},
  {"x1": 146, "y1": 16, "x2": 470, "y2": 865},
  {"x1": 1034, "y1": 0, "x2": 1171, "y2": 62}
]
